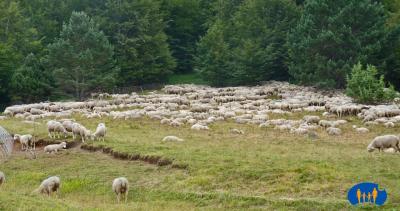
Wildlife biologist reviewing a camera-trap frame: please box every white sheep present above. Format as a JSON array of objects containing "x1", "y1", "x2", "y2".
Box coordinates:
[
  {"x1": 112, "y1": 177, "x2": 129, "y2": 203},
  {"x1": 47, "y1": 120, "x2": 68, "y2": 139},
  {"x1": 303, "y1": 115, "x2": 320, "y2": 124},
  {"x1": 62, "y1": 120, "x2": 74, "y2": 132},
  {"x1": 34, "y1": 176, "x2": 60, "y2": 196},
  {"x1": 13, "y1": 134, "x2": 33, "y2": 151},
  {"x1": 93, "y1": 123, "x2": 107, "y2": 141},
  {"x1": 355, "y1": 127, "x2": 369, "y2": 133},
  {"x1": 384, "y1": 122, "x2": 395, "y2": 128},
  {"x1": 162, "y1": 136, "x2": 184, "y2": 142},
  {"x1": 326, "y1": 127, "x2": 341, "y2": 136},
  {"x1": 230, "y1": 128, "x2": 244, "y2": 135},
  {"x1": 0, "y1": 171, "x2": 5, "y2": 187},
  {"x1": 72, "y1": 123, "x2": 92, "y2": 143},
  {"x1": 44, "y1": 142, "x2": 67, "y2": 153},
  {"x1": 191, "y1": 124, "x2": 209, "y2": 131},
  {"x1": 367, "y1": 135, "x2": 400, "y2": 152}
]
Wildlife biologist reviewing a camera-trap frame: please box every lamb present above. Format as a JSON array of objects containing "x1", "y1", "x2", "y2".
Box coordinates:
[
  {"x1": 112, "y1": 177, "x2": 129, "y2": 203},
  {"x1": 34, "y1": 176, "x2": 61, "y2": 196},
  {"x1": 326, "y1": 127, "x2": 342, "y2": 136},
  {"x1": 93, "y1": 123, "x2": 107, "y2": 141},
  {"x1": 0, "y1": 171, "x2": 4, "y2": 187},
  {"x1": 72, "y1": 123, "x2": 92, "y2": 143},
  {"x1": 47, "y1": 120, "x2": 68, "y2": 139},
  {"x1": 162, "y1": 136, "x2": 184, "y2": 142},
  {"x1": 13, "y1": 134, "x2": 33, "y2": 150},
  {"x1": 44, "y1": 142, "x2": 67, "y2": 153},
  {"x1": 367, "y1": 135, "x2": 400, "y2": 152},
  {"x1": 191, "y1": 124, "x2": 209, "y2": 131}
]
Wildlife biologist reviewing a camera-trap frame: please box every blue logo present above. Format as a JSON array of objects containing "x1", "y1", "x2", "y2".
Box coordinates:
[{"x1": 347, "y1": 182, "x2": 387, "y2": 206}]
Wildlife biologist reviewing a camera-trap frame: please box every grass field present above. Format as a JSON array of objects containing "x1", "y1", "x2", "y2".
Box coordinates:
[{"x1": 1, "y1": 112, "x2": 400, "y2": 210}]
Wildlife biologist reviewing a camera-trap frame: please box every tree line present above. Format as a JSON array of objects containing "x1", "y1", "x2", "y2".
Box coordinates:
[{"x1": 0, "y1": 0, "x2": 399, "y2": 108}]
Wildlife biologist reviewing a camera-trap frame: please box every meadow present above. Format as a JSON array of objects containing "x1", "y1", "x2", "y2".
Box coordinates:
[{"x1": 1, "y1": 111, "x2": 400, "y2": 210}]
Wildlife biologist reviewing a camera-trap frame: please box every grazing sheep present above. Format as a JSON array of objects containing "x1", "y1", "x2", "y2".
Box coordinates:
[
  {"x1": 13, "y1": 134, "x2": 33, "y2": 150},
  {"x1": 47, "y1": 120, "x2": 68, "y2": 139},
  {"x1": 303, "y1": 115, "x2": 320, "y2": 124},
  {"x1": 0, "y1": 171, "x2": 4, "y2": 187},
  {"x1": 326, "y1": 127, "x2": 342, "y2": 136},
  {"x1": 367, "y1": 135, "x2": 400, "y2": 152},
  {"x1": 34, "y1": 176, "x2": 60, "y2": 196},
  {"x1": 384, "y1": 122, "x2": 395, "y2": 128},
  {"x1": 355, "y1": 127, "x2": 369, "y2": 133},
  {"x1": 290, "y1": 127, "x2": 308, "y2": 135},
  {"x1": 191, "y1": 124, "x2": 209, "y2": 131},
  {"x1": 44, "y1": 142, "x2": 67, "y2": 153},
  {"x1": 162, "y1": 136, "x2": 184, "y2": 142},
  {"x1": 230, "y1": 128, "x2": 244, "y2": 135},
  {"x1": 72, "y1": 123, "x2": 92, "y2": 143},
  {"x1": 62, "y1": 120, "x2": 74, "y2": 132},
  {"x1": 112, "y1": 177, "x2": 129, "y2": 203},
  {"x1": 93, "y1": 123, "x2": 107, "y2": 141},
  {"x1": 319, "y1": 120, "x2": 333, "y2": 128}
]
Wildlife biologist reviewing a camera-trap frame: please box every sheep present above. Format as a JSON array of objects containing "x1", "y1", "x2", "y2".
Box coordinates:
[
  {"x1": 290, "y1": 127, "x2": 308, "y2": 135},
  {"x1": 47, "y1": 120, "x2": 68, "y2": 139},
  {"x1": 13, "y1": 134, "x2": 33, "y2": 150},
  {"x1": 44, "y1": 142, "x2": 67, "y2": 153},
  {"x1": 62, "y1": 120, "x2": 74, "y2": 132},
  {"x1": 326, "y1": 127, "x2": 342, "y2": 136},
  {"x1": 303, "y1": 115, "x2": 320, "y2": 124},
  {"x1": 112, "y1": 177, "x2": 129, "y2": 203},
  {"x1": 191, "y1": 124, "x2": 209, "y2": 131},
  {"x1": 367, "y1": 135, "x2": 400, "y2": 152},
  {"x1": 384, "y1": 122, "x2": 395, "y2": 128},
  {"x1": 93, "y1": 123, "x2": 107, "y2": 141},
  {"x1": 355, "y1": 127, "x2": 369, "y2": 133},
  {"x1": 72, "y1": 123, "x2": 92, "y2": 143},
  {"x1": 0, "y1": 171, "x2": 4, "y2": 187},
  {"x1": 230, "y1": 128, "x2": 244, "y2": 135},
  {"x1": 162, "y1": 136, "x2": 184, "y2": 142},
  {"x1": 318, "y1": 120, "x2": 333, "y2": 128},
  {"x1": 34, "y1": 176, "x2": 61, "y2": 196}
]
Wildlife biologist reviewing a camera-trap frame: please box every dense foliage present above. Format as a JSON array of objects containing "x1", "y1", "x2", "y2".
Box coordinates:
[
  {"x1": 288, "y1": 0, "x2": 387, "y2": 89},
  {"x1": 346, "y1": 63, "x2": 397, "y2": 104},
  {"x1": 0, "y1": 0, "x2": 400, "y2": 107},
  {"x1": 47, "y1": 11, "x2": 118, "y2": 100},
  {"x1": 196, "y1": 0, "x2": 299, "y2": 86}
]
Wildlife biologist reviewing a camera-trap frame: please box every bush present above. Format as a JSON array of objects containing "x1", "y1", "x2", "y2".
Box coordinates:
[{"x1": 346, "y1": 62, "x2": 397, "y2": 104}]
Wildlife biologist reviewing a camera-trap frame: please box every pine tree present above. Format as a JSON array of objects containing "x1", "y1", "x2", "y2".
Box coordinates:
[
  {"x1": 288, "y1": 0, "x2": 387, "y2": 88},
  {"x1": 47, "y1": 11, "x2": 118, "y2": 99},
  {"x1": 101, "y1": 0, "x2": 175, "y2": 85},
  {"x1": 196, "y1": 0, "x2": 298, "y2": 86}
]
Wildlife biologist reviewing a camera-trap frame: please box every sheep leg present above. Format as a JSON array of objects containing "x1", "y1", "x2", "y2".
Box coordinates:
[
  {"x1": 125, "y1": 192, "x2": 128, "y2": 203},
  {"x1": 117, "y1": 193, "x2": 120, "y2": 203}
]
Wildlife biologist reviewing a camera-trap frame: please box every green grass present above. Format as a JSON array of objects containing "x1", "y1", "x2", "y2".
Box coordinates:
[
  {"x1": 1, "y1": 113, "x2": 400, "y2": 210},
  {"x1": 168, "y1": 72, "x2": 207, "y2": 85}
]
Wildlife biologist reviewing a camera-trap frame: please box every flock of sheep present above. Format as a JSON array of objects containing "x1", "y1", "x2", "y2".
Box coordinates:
[
  {"x1": 0, "y1": 171, "x2": 129, "y2": 203},
  {"x1": 1, "y1": 81, "x2": 400, "y2": 203},
  {"x1": 1, "y1": 81, "x2": 399, "y2": 145}
]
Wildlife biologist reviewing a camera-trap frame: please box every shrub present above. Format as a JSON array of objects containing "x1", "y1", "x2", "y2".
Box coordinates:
[{"x1": 346, "y1": 62, "x2": 397, "y2": 104}]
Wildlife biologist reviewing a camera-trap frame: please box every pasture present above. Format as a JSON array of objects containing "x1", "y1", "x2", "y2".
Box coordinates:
[
  {"x1": 1, "y1": 114, "x2": 400, "y2": 210},
  {"x1": 1, "y1": 83, "x2": 400, "y2": 210}
]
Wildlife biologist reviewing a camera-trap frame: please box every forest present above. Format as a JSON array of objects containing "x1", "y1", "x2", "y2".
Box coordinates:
[{"x1": 1, "y1": 0, "x2": 400, "y2": 108}]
